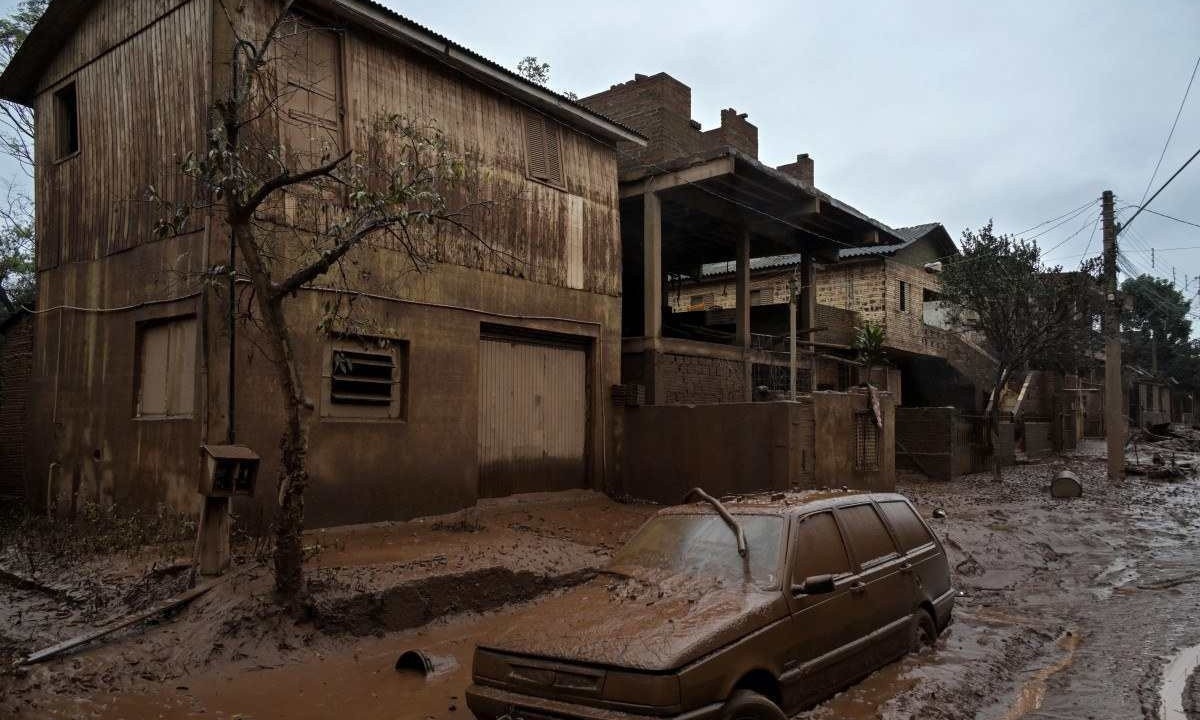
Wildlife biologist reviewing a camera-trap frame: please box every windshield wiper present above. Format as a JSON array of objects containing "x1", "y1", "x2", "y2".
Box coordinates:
[{"x1": 683, "y1": 487, "x2": 747, "y2": 557}]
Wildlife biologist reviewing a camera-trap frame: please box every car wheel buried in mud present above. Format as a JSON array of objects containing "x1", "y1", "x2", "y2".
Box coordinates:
[{"x1": 466, "y1": 489, "x2": 954, "y2": 720}]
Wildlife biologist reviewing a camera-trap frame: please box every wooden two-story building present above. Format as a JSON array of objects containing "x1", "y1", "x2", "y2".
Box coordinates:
[{"x1": 0, "y1": 0, "x2": 642, "y2": 525}]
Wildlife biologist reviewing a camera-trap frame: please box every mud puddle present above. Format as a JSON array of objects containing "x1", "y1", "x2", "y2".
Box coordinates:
[
  {"x1": 1160, "y1": 643, "x2": 1200, "y2": 720},
  {"x1": 43, "y1": 601, "x2": 511, "y2": 720}
]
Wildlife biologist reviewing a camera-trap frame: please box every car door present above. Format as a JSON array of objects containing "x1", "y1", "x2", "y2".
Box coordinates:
[
  {"x1": 878, "y1": 498, "x2": 952, "y2": 609},
  {"x1": 779, "y1": 510, "x2": 867, "y2": 711},
  {"x1": 835, "y1": 502, "x2": 913, "y2": 669}
]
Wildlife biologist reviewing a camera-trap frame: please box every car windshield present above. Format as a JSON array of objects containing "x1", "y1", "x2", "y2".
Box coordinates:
[{"x1": 608, "y1": 514, "x2": 783, "y2": 588}]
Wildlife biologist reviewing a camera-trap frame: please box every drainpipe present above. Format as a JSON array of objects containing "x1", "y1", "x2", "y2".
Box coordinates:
[{"x1": 227, "y1": 227, "x2": 236, "y2": 444}]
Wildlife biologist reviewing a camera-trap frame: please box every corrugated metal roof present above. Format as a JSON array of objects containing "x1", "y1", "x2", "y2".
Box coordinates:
[
  {"x1": 696, "y1": 222, "x2": 954, "y2": 277},
  {"x1": 838, "y1": 223, "x2": 946, "y2": 259}
]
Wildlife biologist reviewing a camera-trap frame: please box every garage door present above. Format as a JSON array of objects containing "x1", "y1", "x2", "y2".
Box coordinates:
[{"x1": 478, "y1": 337, "x2": 587, "y2": 498}]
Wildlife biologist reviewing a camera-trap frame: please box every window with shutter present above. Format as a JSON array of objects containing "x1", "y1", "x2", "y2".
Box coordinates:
[
  {"x1": 524, "y1": 112, "x2": 564, "y2": 187},
  {"x1": 135, "y1": 316, "x2": 197, "y2": 419}
]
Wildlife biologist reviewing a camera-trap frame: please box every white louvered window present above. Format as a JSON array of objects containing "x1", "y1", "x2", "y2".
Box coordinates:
[{"x1": 525, "y1": 112, "x2": 564, "y2": 187}]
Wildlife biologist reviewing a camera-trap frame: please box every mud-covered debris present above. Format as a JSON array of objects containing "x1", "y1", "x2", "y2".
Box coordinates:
[{"x1": 1050, "y1": 471, "x2": 1083, "y2": 498}]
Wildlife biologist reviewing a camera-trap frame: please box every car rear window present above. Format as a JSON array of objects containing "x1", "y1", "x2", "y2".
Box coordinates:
[
  {"x1": 879, "y1": 500, "x2": 934, "y2": 552},
  {"x1": 838, "y1": 503, "x2": 899, "y2": 567},
  {"x1": 609, "y1": 514, "x2": 783, "y2": 588},
  {"x1": 790, "y1": 511, "x2": 852, "y2": 584}
]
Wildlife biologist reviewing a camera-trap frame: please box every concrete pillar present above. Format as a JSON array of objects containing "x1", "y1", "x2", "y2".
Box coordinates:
[
  {"x1": 735, "y1": 229, "x2": 751, "y2": 348},
  {"x1": 735, "y1": 229, "x2": 752, "y2": 401},
  {"x1": 799, "y1": 251, "x2": 816, "y2": 349},
  {"x1": 643, "y1": 192, "x2": 662, "y2": 341}
]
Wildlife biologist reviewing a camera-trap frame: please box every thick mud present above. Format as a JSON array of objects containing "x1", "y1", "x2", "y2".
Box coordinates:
[{"x1": 5, "y1": 441, "x2": 1200, "y2": 719}]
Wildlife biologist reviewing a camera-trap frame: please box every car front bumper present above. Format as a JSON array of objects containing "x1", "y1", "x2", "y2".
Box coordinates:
[{"x1": 466, "y1": 684, "x2": 722, "y2": 720}]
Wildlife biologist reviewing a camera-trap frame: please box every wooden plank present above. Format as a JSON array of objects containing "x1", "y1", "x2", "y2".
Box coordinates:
[{"x1": 21, "y1": 569, "x2": 239, "y2": 666}]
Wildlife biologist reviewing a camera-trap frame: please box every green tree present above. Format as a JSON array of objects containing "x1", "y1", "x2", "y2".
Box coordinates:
[
  {"x1": 939, "y1": 221, "x2": 1102, "y2": 480},
  {"x1": 516, "y1": 55, "x2": 577, "y2": 100},
  {"x1": 1119, "y1": 274, "x2": 1194, "y2": 386},
  {"x1": 852, "y1": 320, "x2": 887, "y2": 386}
]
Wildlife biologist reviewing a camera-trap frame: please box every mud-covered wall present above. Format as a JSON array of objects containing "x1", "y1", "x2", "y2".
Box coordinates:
[
  {"x1": 0, "y1": 314, "x2": 33, "y2": 498},
  {"x1": 895, "y1": 406, "x2": 955, "y2": 482},
  {"x1": 619, "y1": 401, "x2": 810, "y2": 503},
  {"x1": 812, "y1": 390, "x2": 896, "y2": 491}
]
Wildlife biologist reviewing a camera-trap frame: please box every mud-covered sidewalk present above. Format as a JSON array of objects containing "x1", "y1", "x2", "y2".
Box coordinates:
[{"x1": 5, "y1": 440, "x2": 1200, "y2": 719}]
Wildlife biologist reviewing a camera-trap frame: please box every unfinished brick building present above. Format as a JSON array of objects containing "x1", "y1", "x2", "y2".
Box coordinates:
[{"x1": 581, "y1": 73, "x2": 902, "y2": 496}]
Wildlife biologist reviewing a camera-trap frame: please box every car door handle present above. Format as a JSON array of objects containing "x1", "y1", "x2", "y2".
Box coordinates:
[
  {"x1": 850, "y1": 581, "x2": 866, "y2": 594},
  {"x1": 900, "y1": 563, "x2": 913, "y2": 573}
]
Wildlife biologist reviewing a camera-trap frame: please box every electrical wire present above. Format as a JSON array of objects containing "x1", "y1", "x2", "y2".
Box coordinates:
[
  {"x1": 1122, "y1": 145, "x2": 1200, "y2": 235},
  {"x1": 1139, "y1": 53, "x2": 1200, "y2": 208}
]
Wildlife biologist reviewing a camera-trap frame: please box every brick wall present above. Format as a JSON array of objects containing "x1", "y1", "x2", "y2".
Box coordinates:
[
  {"x1": 655, "y1": 352, "x2": 745, "y2": 404},
  {"x1": 0, "y1": 314, "x2": 32, "y2": 498},
  {"x1": 816, "y1": 258, "x2": 947, "y2": 357},
  {"x1": 580, "y1": 73, "x2": 760, "y2": 173},
  {"x1": 667, "y1": 270, "x2": 792, "y2": 313}
]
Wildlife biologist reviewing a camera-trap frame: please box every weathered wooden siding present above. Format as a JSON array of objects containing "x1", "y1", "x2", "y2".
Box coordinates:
[
  {"x1": 35, "y1": 0, "x2": 209, "y2": 269},
  {"x1": 343, "y1": 25, "x2": 621, "y2": 297}
]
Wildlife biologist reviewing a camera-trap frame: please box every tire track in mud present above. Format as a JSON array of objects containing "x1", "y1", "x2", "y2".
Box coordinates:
[{"x1": 997, "y1": 629, "x2": 1080, "y2": 720}]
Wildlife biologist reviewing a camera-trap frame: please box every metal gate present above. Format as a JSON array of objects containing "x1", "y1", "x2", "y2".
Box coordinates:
[{"x1": 478, "y1": 337, "x2": 587, "y2": 498}]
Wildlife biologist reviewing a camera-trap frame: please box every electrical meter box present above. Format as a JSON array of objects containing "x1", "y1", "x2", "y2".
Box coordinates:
[{"x1": 200, "y1": 444, "x2": 260, "y2": 496}]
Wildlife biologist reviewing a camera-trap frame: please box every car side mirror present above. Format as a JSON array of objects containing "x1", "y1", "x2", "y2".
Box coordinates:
[{"x1": 792, "y1": 573, "x2": 835, "y2": 596}]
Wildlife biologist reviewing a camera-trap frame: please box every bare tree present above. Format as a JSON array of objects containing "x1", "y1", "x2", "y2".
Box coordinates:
[
  {"x1": 0, "y1": 0, "x2": 45, "y2": 319},
  {"x1": 159, "y1": 2, "x2": 493, "y2": 603},
  {"x1": 939, "y1": 221, "x2": 1102, "y2": 481}
]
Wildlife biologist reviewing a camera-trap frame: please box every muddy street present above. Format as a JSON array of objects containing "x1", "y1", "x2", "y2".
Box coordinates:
[{"x1": 3, "y1": 442, "x2": 1200, "y2": 719}]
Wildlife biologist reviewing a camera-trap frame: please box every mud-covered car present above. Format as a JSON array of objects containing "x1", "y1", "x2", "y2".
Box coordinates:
[{"x1": 467, "y1": 489, "x2": 954, "y2": 720}]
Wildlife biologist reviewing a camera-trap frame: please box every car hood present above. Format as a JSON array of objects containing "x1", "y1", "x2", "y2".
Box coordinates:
[{"x1": 480, "y1": 573, "x2": 787, "y2": 672}]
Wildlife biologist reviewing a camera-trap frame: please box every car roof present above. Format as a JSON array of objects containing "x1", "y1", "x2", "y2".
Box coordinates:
[{"x1": 658, "y1": 489, "x2": 910, "y2": 518}]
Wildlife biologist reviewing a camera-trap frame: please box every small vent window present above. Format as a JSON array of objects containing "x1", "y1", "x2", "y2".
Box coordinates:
[
  {"x1": 525, "y1": 112, "x2": 563, "y2": 187},
  {"x1": 331, "y1": 350, "x2": 393, "y2": 405},
  {"x1": 324, "y1": 342, "x2": 407, "y2": 420},
  {"x1": 54, "y1": 82, "x2": 79, "y2": 160},
  {"x1": 855, "y1": 411, "x2": 879, "y2": 471},
  {"x1": 898, "y1": 280, "x2": 908, "y2": 311}
]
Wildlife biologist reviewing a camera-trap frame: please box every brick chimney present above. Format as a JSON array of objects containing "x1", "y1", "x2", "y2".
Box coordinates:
[
  {"x1": 708, "y1": 108, "x2": 758, "y2": 158},
  {"x1": 777, "y1": 153, "x2": 814, "y2": 188}
]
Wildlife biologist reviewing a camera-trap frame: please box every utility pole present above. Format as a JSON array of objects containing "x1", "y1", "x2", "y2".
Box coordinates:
[{"x1": 1102, "y1": 190, "x2": 1125, "y2": 482}]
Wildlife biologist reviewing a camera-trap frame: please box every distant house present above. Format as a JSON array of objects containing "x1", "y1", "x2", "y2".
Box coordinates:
[
  {"x1": 0, "y1": 0, "x2": 643, "y2": 525},
  {"x1": 666, "y1": 218, "x2": 996, "y2": 408}
]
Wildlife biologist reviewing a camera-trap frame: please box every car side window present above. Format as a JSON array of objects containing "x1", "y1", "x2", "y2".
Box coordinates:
[
  {"x1": 838, "y1": 503, "x2": 899, "y2": 568},
  {"x1": 879, "y1": 500, "x2": 934, "y2": 552},
  {"x1": 790, "y1": 511, "x2": 853, "y2": 584}
]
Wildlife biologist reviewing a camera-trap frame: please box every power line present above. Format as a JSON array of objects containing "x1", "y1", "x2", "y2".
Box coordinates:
[
  {"x1": 1139, "y1": 53, "x2": 1200, "y2": 208},
  {"x1": 1011, "y1": 198, "x2": 1099, "y2": 237},
  {"x1": 1119, "y1": 205, "x2": 1200, "y2": 231},
  {"x1": 1122, "y1": 145, "x2": 1200, "y2": 235}
]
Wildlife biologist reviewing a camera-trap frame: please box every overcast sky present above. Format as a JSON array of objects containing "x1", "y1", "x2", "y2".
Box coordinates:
[
  {"x1": 393, "y1": 0, "x2": 1200, "y2": 290},
  {"x1": 6, "y1": 1, "x2": 1200, "y2": 292}
]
